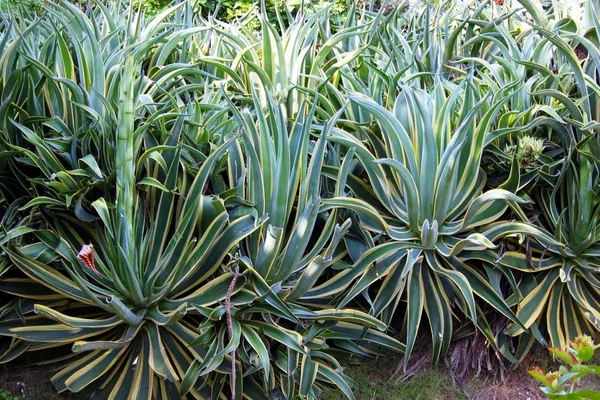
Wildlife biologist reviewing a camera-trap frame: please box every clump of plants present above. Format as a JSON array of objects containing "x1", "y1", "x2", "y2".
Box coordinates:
[
  {"x1": 0, "y1": 0, "x2": 600, "y2": 399},
  {"x1": 529, "y1": 335, "x2": 600, "y2": 399}
]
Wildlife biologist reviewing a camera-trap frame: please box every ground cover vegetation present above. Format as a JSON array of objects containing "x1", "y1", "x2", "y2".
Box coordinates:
[{"x1": 0, "y1": 0, "x2": 599, "y2": 398}]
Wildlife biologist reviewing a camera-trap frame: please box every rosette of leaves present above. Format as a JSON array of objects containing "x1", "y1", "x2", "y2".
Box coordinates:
[
  {"x1": 319, "y1": 80, "x2": 529, "y2": 368},
  {"x1": 474, "y1": 9, "x2": 599, "y2": 195},
  {"x1": 483, "y1": 18, "x2": 600, "y2": 349},
  {"x1": 487, "y1": 151, "x2": 600, "y2": 350},
  {"x1": 180, "y1": 90, "x2": 405, "y2": 400},
  {"x1": 0, "y1": 4, "x2": 402, "y2": 398},
  {"x1": 0, "y1": 59, "x2": 268, "y2": 398}
]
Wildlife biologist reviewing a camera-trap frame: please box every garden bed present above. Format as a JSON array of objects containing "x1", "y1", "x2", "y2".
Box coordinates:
[{"x1": 3, "y1": 344, "x2": 600, "y2": 400}]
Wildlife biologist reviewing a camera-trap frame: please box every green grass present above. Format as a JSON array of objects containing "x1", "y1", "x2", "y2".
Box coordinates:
[
  {"x1": 321, "y1": 358, "x2": 466, "y2": 400},
  {"x1": 318, "y1": 345, "x2": 570, "y2": 400}
]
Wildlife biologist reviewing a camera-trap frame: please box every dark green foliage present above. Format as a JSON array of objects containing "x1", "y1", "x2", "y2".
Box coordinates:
[
  {"x1": 0, "y1": 388, "x2": 18, "y2": 400},
  {"x1": 0, "y1": 0, "x2": 600, "y2": 399}
]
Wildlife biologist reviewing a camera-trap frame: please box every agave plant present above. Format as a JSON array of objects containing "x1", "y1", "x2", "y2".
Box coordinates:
[
  {"x1": 0, "y1": 0, "x2": 193, "y2": 220},
  {"x1": 485, "y1": 19, "x2": 600, "y2": 350},
  {"x1": 490, "y1": 153, "x2": 600, "y2": 351},
  {"x1": 480, "y1": 4, "x2": 600, "y2": 350},
  {"x1": 3, "y1": 1, "x2": 600, "y2": 399},
  {"x1": 1, "y1": 56, "x2": 265, "y2": 397},
  {"x1": 316, "y1": 80, "x2": 533, "y2": 368},
  {"x1": 0, "y1": 2, "x2": 407, "y2": 398},
  {"x1": 181, "y1": 89, "x2": 405, "y2": 399}
]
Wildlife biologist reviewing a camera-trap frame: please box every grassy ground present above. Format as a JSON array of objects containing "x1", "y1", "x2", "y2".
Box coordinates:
[
  {"x1": 321, "y1": 343, "x2": 600, "y2": 400},
  {"x1": 1, "y1": 345, "x2": 599, "y2": 399},
  {"x1": 0, "y1": 359, "x2": 556, "y2": 400},
  {"x1": 321, "y1": 358, "x2": 467, "y2": 400},
  {"x1": 320, "y1": 356, "x2": 546, "y2": 400}
]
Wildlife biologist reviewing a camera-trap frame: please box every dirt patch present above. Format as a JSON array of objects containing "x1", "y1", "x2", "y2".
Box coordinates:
[
  {"x1": 461, "y1": 347, "x2": 600, "y2": 400},
  {"x1": 322, "y1": 340, "x2": 600, "y2": 400},
  {"x1": 463, "y1": 367, "x2": 544, "y2": 400},
  {"x1": 0, "y1": 365, "x2": 63, "y2": 400}
]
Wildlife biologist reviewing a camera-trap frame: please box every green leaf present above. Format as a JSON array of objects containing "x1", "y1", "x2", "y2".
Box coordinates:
[
  {"x1": 18, "y1": 197, "x2": 65, "y2": 210},
  {"x1": 136, "y1": 177, "x2": 171, "y2": 192},
  {"x1": 79, "y1": 155, "x2": 103, "y2": 178},
  {"x1": 404, "y1": 263, "x2": 424, "y2": 370},
  {"x1": 299, "y1": 354, "x2": 318, "y2": 396},
  {"x1": 241, "y1": 325, "x2": 270, "y2": 380},
  {"x1": 244, "y1": 321, "x2": 306, "y2": 355},
  {"x1": 548, "y1": 347, "x2": 577, "y2": 366}
]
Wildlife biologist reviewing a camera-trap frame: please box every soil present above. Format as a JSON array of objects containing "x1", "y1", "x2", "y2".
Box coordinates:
[
  {"x1": 465, "y1": 369, "x2": 544, "y2": 400},
  {"x1": 0, "y1": 365, "x2": 63, "y2": 400}
]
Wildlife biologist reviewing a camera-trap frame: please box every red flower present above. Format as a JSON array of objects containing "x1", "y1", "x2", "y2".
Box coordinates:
[
  {"x1": 494, "y1": 0, "x2": 504, "y2": 5},
  {"x1": 78, "y1": 244, "x2": 100, "y2": 276}
]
